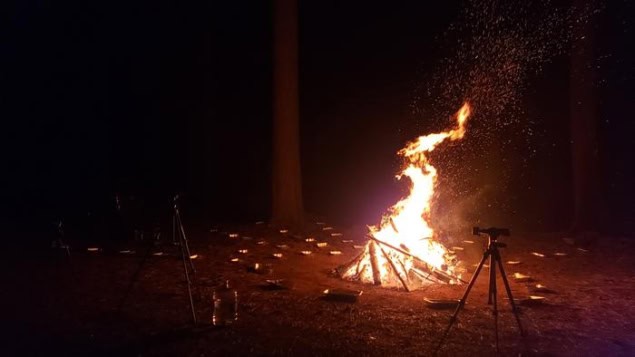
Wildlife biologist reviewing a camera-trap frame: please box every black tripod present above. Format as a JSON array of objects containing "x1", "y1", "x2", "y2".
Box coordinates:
[
  {"x1": 172, "y1": 195, "x2": 197, "y2": 325},
  {"x1": 117, "y1": 195, "x2": 198, "y2": 325},
  {"x1": 435, "y1": 227, "x2": 524, "y2": 354}
]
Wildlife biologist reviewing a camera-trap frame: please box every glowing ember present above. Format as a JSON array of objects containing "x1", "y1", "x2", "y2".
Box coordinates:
[{"x1": 341, "y1": 103, "x2": 471, "y2": 288}]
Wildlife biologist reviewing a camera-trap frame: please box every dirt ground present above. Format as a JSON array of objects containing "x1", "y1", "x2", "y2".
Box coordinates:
[{"x1": 4, "y1": 221, "x2": 635, "y2": 356}]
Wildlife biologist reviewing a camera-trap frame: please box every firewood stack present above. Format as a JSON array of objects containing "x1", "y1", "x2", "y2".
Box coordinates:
[{"x1": 338, "y1": 235, "x2": 462, "y2": 291}]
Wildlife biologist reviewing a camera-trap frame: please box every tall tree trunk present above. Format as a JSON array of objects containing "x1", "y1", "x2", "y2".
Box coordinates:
[
  {"x1": 569, "y1": 3, "x2": 600, "y2": 234},
  {"x1": 272, "y1": 0, "x2": 304, "y2": 227}
]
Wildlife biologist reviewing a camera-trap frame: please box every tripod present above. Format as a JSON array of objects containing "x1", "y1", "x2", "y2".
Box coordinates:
[
  {"x1": 173, "y1": 195, "x2": 198, "y2": 325},
  {"x1": 117, "y1": 195, "x2": 198, "y2": 325},
  {"x1": 435, "y1": 227, "x2": 524, "y2": 354}
]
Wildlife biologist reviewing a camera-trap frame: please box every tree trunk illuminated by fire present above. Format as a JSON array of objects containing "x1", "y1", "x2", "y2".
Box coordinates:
[{"x1": 272, "y1": 0, "x2": 304, "y2": 227}]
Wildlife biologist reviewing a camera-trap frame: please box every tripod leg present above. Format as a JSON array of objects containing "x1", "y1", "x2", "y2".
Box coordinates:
[
  {"x1": 179, "y1": 229, "x2": 198, "y2": 325},
  {"x1": 492, "y1": 257, "x2": 499, "y2": 352},
  {"x1": 176, "y1": 211, "x2": 196, "y2": 274},
  {"x1": 496, "y1": 252, "x2": 525, "y2": 336},
  {"x1": 488, "y1": 253, "x2": 495, "y2": 304},
  {"x1": 434, "y1": 250, "x2": 491, "y2": 354}
]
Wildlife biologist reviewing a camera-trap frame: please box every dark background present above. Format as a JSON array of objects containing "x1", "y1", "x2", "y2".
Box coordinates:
[{"x1": 2, "y1": 1, "x2": 633, "y2": 242}]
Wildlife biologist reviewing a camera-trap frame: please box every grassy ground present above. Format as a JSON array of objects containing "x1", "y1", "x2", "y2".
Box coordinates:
[{"x1": 4, "y1": 221, "x2": 635, "y2": 356}]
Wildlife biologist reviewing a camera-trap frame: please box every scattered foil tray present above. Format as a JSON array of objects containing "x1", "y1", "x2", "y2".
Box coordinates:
[
  {"x1": 533, "y1": 284, "x2": 557, "y2": 294},
  {"x1": 508, "y1": 295, "x2": 547, "y2": 306},
  {"x1": 322, "y1": 288, "x2": 362, "y2": 303},
  {"x1": 248, "y1": 263, "x2": 272, "y2": 275},
  {"x1": 424, "y1": 298, "x2": 460, "y2": 309},
  {"x1": 513, "y1": 273, "x2": 533, "y2": 282},
  {"x1": 263, "y1": 279, "x2": 292, "y2": 290}
]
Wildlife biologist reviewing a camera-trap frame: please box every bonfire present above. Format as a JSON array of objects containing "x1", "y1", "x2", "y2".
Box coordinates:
[{"x1": 339, "y1": 103, "x2": 471, "y2": 290}]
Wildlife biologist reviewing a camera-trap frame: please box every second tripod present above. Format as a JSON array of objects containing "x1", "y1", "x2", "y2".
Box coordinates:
[
  {"x1": 435, "y1": 227, "x2": 524, "y2": 354},
  {"x1": 173, "y1": 195, "x2": 198, "y2": 325}
]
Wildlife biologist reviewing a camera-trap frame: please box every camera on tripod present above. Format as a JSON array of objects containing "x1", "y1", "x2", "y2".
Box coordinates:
[
  {"x1": 472, "y1": 226, "x2": 510, "y2": 238},
  {"x1": 435, "y1": 224, "x2": 524, "y2": 353}
]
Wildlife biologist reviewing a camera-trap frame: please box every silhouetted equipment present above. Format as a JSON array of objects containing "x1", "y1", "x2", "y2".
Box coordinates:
[
  {"x1": 172, "y1": 194, "x2": 197, "y2": 324},
  {"x1": 435, "y1": 226, "x2": 524, "y2": 354},
  {"x1": 118, "y1": 195, "x2": 198, "y2": 325}
]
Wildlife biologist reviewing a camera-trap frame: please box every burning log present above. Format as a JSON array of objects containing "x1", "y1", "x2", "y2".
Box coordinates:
[
  {"x1": 376, "y1": 241, "x2": 411, "y2": 292},
  {"x1": 368, "y1": 241, "x2": 382, "y2": 285},
  {"x1": 338, "y1": 234, "x2": 463, "y2": 289},
  {"x1": 370, "y1": 236, "x2": 463, "y2": 284}
]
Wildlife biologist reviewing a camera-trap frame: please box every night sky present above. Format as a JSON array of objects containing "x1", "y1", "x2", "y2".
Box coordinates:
[{"x1": 2, "y1": 1, "x2": 633, "y2": 241}]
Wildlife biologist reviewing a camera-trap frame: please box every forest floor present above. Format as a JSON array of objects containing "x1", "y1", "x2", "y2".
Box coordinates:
[{"x1": 4, "y1": 221, "x2": 635, "y2": 356}]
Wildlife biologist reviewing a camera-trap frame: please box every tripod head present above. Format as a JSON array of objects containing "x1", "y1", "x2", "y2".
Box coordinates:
[
  {"x1": 473, "y1": 227, "x2": 510, "y2": 240},
  {"x1": 173, "y1": 193, "x2": 183, "y2": 210}
]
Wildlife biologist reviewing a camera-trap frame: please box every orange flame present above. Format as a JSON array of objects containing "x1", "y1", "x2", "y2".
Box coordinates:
[{"x1": 343, "y1": 103, "x2": 471, "y2": 287}]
